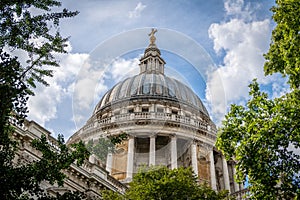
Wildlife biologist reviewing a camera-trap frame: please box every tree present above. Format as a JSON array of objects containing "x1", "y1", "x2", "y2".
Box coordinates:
[
  {"x1": 217, "y1": 80, "x2": 300, "y2": 199},
  {"x1": 217, "y1": 0, "x2": 300, "y2": 199},
  {"x1": 1, "y1": 134, "x2": 89, "y2": 199},
  {"x1": 102, "y1": 166, "x2": 232, "y2": 200},
  {"x1": 264, "y1": 0, "x2": 300, "y2": 89},
  {"x1": 0, "y1": 1, "x2": 90, "y2": 199},
  {"x1": 86, "y1": 132, "x2": 128, "y2": 162}
]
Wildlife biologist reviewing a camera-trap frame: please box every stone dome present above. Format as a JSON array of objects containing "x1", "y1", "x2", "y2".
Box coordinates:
[
  {"x1": 93, "y1": 29, "x2": 208, "y2": 117},
  {"x1": 94, "y1": 73, "x2": 209, "y2": 116},
  {"x1": 69, "y1": 28, "x2": 216, "y2": 145}
]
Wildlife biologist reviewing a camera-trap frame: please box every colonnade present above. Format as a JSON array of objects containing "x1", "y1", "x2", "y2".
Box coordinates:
[{"x1": 105, "y1": 135, "x2": 240, "y2": 193}]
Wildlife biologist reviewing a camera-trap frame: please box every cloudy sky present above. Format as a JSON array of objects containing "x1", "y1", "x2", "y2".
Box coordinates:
[{"x1": 27, "y1": 0, "x2": 289, "y2": 140}]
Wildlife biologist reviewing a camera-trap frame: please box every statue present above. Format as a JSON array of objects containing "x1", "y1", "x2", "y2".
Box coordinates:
[{"x1": 148, "y1": 28, "x2": 157, "y2": 45}]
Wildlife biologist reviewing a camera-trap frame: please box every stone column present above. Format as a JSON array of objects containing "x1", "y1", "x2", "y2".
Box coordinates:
[
  {"x1": 222, "y1": 156, "x2": 231, "y2": 192},
  {"x1": 150, "y1": 104, "x2": 155, "y2": 112},
  {"x1": 170, "y1": 135, "x2": 177, "y2": 169},
  {"x1": 126, "y1": 136, "x2": 135, "y2": 180},
  {"x1": 209, "y1": 151, "x2": 217, "y2": 190},
  {"x1": 106, "y1": 153, "x2": 113, "y2": 175},
  {"x1": 191, "y1": 142, "x2": 198, "y2": 176},
  {"x1": 149, "y1": 135, "x2": 156, "y2": 166},
  {"x1": 232, "y1": 165, "x2": 240, "y2": 193},
  {"x1": 239, "y1": 183, "x2": 244, "y2": 190},
  {"x1": 150, "y1": 104, "x2": 155, "y2": 118}
]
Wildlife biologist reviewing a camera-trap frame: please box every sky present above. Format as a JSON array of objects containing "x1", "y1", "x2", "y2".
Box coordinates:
[{"x1": 26, "y1": 0, "x2": 289, "y2": 140}]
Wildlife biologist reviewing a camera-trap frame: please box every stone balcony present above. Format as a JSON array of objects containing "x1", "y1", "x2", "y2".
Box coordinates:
[{"x1": 70, "y1": 111, "x2": 217, "y2": 143}]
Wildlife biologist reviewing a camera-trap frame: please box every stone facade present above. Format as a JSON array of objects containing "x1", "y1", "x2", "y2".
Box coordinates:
[{"x1": 13, "y1": 120, "x2": 127, "y2": 199}]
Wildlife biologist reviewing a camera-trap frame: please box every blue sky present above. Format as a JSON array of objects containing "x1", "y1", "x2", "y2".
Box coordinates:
[{"x1": 26, "y1": 0, "x2": 289, "y2": 139}]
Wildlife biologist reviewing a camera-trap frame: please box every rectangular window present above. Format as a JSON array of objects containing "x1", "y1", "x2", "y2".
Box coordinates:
[
  {"x1": 142, "y1": 107, "x2": 149, "y2": 112},
  {"x1": 172, "y1": 110, "x2": 178, "y2": 115},
  {"x1": 128, "y1": 108, "x2": 134, "y2": 113},
  {"x1": 157, "y1": 108, "x2": 164, "y2": 113}
]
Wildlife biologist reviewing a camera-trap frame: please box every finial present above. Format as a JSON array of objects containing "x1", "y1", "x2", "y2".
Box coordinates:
[{"x1": 148, "y1": 28, "x2": 157, "y2": 45}]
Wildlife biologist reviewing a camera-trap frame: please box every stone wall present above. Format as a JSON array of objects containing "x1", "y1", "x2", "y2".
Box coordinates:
[{"x1": 13, "y1": 120, "x2": 127, "y2": 198}]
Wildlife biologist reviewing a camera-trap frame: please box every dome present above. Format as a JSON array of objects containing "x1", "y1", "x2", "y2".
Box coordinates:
[
  {"x1": 93, "y1": 28, "x2": 208, "y2": 117},
  {"x1": 94, "y1": 73, "x2": 209, "y2": 116}
]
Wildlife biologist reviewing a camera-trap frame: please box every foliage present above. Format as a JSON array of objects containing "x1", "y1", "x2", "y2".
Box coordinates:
[
  {"x1": 0, "y1": 51, "x2": 26, "y2": 166},
  {"x1": 109, "y1": 132, "x2": 128, "y2": 145},
  {"x1": 101, "y1": 190, "x2": 124, "y2": 200},
  {"x1": 41, "y1": 191, "x2": 87, "y2": 200},
  {"x1": 218, "y1": 0, "x2": 300, "y2": 199},
  {"x1": 0, "y1": 132, "x2": 90, "y2": 199},
  {"x1": 264, "y1": 0, "x2": 300, "y2": 89},
  {"x1": 0, "y1": 0, "x2": 79, "y2": 90},
  {"x1": 86, "y1": 132, "x2": 128, "y2": 162},
  {"x1": 102, "y1": 166, "x2": 233, "y2": 200},
  {"x1": 0, "y1": 0, "x2": 91, "y2": 199},
  {"x1": 31, "y1": 135, "x2": 90, "y2": 186},
  {"x1": 216, "y1": 80, "x2": 300, "y2": 199}
]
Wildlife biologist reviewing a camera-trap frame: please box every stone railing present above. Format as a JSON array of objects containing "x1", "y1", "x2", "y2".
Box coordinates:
[{"x1": 72, "y1": 112, "x2": 217, "y2": 143}]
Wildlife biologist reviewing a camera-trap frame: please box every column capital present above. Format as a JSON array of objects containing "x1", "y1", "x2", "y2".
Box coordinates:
[
  {"x1": 200, "y1": 142, "x2": 214, "y2": 150},
  {"x1": 127, "y1": 134, "x2": 135, "y2": 139},
  {"x1": 170, "y1": 133, "x2": 177, "y2": 138},
  {"x1": 149, "y1": 134, "x2": 157, "y2": 138},
  {"x1": 192, "y1": 138, "x2": 199, "y2": 145},
  {"x1": 228, "y1": 160, "x2": 236, "y2": 165}
]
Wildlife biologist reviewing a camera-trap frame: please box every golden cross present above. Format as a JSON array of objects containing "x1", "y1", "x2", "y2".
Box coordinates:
[{"x1": 148, "y1": 28, "x2": 157, "y2": 44}]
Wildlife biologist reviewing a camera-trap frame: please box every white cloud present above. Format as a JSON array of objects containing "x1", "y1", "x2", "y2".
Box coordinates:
[
  {"x1": 224, "y1": 0, "x2": 252, "y2": 20},
  {"x1": 206, "y1": 0, "x2": 272, "y2": 124},
  {"x1": 129, "y1": 2, "x2": 147, "y2": 19},
  {"x1": 72, "y1": 58, "x2": 107, "y2": 116},
  {"x1": 71, "y1": 56, "x2": 140, "y2": 128},
  {"x1": 27, "y1": 43, "x2": 89, "y2": 126},
  {"x1": 110, "y1": 57, "x2": 140, "y2": 81},
  {"x1": 27, "y1": 82, "x2": 61, "y2": 126}
]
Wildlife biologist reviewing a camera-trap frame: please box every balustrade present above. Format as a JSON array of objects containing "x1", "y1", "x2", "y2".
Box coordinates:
[{"x1": 79, "y1": 111, "x2": 216, "y2": 138}]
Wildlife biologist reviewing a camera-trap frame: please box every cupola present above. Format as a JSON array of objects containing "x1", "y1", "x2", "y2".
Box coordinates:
[{"x1": 139, "y1": 28, "x2": 166, "y2": 74}]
